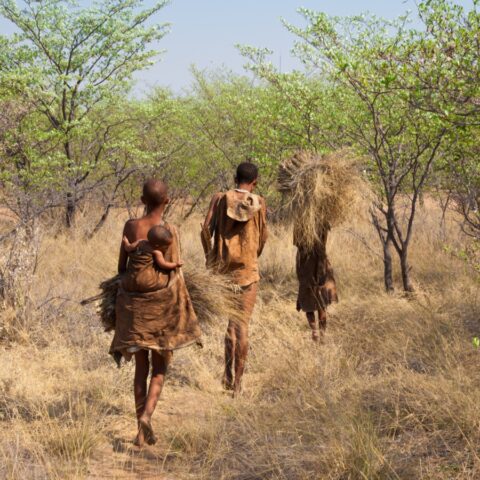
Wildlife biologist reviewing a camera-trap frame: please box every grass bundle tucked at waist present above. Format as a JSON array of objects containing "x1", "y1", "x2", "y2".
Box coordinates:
[
  {"x1": 80, "y1": 275, "x2": 120, "y2": 332},
  {"x1": 182, "y1": 261, "x2": 242, "y2": 325},
  {"x1": 81, "y1": 263, "x2": 241, "y2": 331}
]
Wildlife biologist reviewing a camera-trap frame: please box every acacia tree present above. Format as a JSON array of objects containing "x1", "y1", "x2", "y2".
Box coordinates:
[
  {"x1": 412, "y1": 0, "x2": 480, "y2": 124},
  {"x1": 247, "y1": 11, "x2": 447, "y2": 292},
  {"x1": 183, "y1": 68, "x2": 347, "y2": 209},
  {"x1": 0, "y1": 96, "x2": 56, "y2": 227},
  {"x1": 84, "y1": 99, "x2": 153, "y2": 236},
  {"x1": 448, "y1": 136, "x2": 480, "y2": 241},
  {"x1": 238, "y1": 47, "x2": 347, "y2": 154},
  {"x1": 0, "y1": 0, "x2": 169, "y2": 227},
  {"x1": 0, "y1": 90, "x2": 53, "y2": 308},
  {"x1": 409, "y1": 0, "x2": 480, "y2": 246},
  {"x1": 187, "y1": 69, "x2": 286, "y2": 191}
]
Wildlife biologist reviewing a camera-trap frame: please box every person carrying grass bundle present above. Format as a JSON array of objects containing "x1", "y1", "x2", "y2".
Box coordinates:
[
  {"x1": 295, "y1": 226, "x2": 338, "y2": 342},
  {"x1": 202, "y1": 162, "x2": 268, "y2": 396},
  {"x1": 278, "y1": 150, "x2": 362, "y2": 343},
  {"x1": 110, "y1": 179, "x2": 202, "y2": 447}
]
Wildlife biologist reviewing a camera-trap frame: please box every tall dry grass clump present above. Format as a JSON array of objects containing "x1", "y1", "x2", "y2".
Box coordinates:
[{"x1": 278, "y1": 149, "x2": 366, "y2": 250}]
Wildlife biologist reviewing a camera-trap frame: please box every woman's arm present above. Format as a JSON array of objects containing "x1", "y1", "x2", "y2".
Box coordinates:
[
  {"x1": 152, "y1": 250, "x2": 183, "y2": 270},
  {"x1": 118, "y1": 228, "x2": 129, "y2": 274},
  {"x1": 118, "y1": 220, "x2": 135, "y2": 274}
]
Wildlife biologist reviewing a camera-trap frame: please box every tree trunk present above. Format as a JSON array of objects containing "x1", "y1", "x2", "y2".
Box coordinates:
[
  {"x1": 400, "y1": 249, "x2": 414, "y2": 293},
  {"x1": 383, "y1": 236, "x2": 395, "y2": 293},
  {"x1": 370, "y1": 206, "x2": 395, "y2": 292},
  {"x1": 1, "y1": 218, "x2": 38, "y2": 309},
  {"x1": 64, "y1": 140, "x2": 76, "y2": 228},
  {"x1": 89, "y1": 203, "x2": 112, "y2": 237},
  {"x1": 65, "y1": 190, "x2": 76, "y2": 228}
]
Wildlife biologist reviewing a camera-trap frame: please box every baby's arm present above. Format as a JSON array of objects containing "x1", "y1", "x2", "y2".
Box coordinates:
[
  {"x1": 152, "y1": 250, "x2": 183, "y2": 270},
  {"x1": 122, "y1": 236, "x2": 142, "y2": 253}
]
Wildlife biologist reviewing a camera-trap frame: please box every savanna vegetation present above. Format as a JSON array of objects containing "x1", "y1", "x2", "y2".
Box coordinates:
[{"x1": 0, "y1": 0, "x2": 479, "y2": 478}]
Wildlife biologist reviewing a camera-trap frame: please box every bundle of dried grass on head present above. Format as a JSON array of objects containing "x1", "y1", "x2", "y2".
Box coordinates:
[{"x1": 278, "y1": 149, "x2": 364, "y2": 251}]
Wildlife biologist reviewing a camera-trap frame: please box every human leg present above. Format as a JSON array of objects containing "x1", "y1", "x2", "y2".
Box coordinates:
[
  {"x1": 139, "y1": 350, "x2": 172, "y2": 445},
  {"x1": 233, "y1": 322, "x2": 248, "y2": 395},
  {"x1": 318, "y1": 308, "x2": 327, "y2": 332},
  {"x1": 317, "y1": 308, "x2": 327, "y2": 343},
  {"x1": 134, "y1": 350, "x2": 150, "y2": 419},
  {"x1": 233, "y1": 283, "x2": 257, "y2": 395},
  {"x1": 141, "y1": 350, "x2": 171, "y2": 420},
  {"x1": 306, "y1": 311, "x2": 320, "y2": 342},
  {"x1": 223, "y1": 321, "x2": 236, "y2": 390},
  {"x1": 133, "y1": 350, "x2": 150, "y2": 446}
]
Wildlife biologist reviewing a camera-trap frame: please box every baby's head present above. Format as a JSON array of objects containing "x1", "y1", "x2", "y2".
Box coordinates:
[{"x1": 147, "y1": 225, "x2": 173, "y2": 252}]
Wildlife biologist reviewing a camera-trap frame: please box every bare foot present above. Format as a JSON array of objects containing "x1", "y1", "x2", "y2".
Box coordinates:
[
  {"x1": 222, "y1": 373, "x2": 234, "y2": 391},
  {"x1": 312, "y1": 329, "x2": 320, "y2": 342},
  {"x1": 133, "y1": 426, "x2": 145, "y2": 447},
  {"x1": 232, "y1": 382, "x2": 243, "y2": 398},
  {"x1": 139, "y1": 416, "x2": 157, "y2": 446}
]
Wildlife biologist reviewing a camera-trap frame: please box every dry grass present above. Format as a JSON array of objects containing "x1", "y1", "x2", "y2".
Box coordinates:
[
  {"x1": 182, "y1": 261, "x2": 242, "y2": 326},
  {"x1": 81, "y1": 275, "x2": 121, "y2": 332},
  {"x1": 0, "y1": 199, "x2": 479, "y2": 479}
]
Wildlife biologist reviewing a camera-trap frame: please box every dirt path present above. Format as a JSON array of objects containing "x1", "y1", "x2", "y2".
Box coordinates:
[
  {"x1": 87, "y1": 385, "x2": 224, "y2": 480},
  {"x1": 87, "y1": 357, "x2": 246, "y2": 480}
]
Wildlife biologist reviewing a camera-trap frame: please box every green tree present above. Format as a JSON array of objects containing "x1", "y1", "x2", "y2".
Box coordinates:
[
  {"x1": 247, "y1": 10, "x2": 448, "y2": 292},
  {"x1": 240, "y1": 47, "x2": 347, "y2": 154},
  {"x1": 411, "y1": 0, "x2": 480, "y2": 245},
  {"x1": 188, "y1": 69, "x2": 285, "y2": 192},
  {"x1": 413, "y1": 0, "x2": 480, "y2": 125},
  {"x1": 0, "y1": 0, "x2": 169, "y2": 226},
  {"x1": 183, "y1": 68, "x2": 345, "y2": 208}
]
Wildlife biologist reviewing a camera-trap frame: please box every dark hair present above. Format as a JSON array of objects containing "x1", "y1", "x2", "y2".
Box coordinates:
[
  {"x1": 235, "y1": 162, "x2": 258, "y2": 184},
  {"x1": 147, "y1": 225, "x2": 173, "y2": 248},
  {"x1": 142, "y1": 179, "x2": 168, "y2": 207}
]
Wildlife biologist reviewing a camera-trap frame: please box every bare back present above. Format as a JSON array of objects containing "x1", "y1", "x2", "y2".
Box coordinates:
[
  {"x1": 124, "y1": 216, "x2": 165, "y2": 243},
  {"x1": 118, "y1": 210, "x2": 166, "y2": 274}
]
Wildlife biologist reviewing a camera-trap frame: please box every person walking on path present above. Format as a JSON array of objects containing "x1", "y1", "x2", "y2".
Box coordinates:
[
  {"x1": 111, "y1": 179, "x2": 202, "y2": 446},
  {"x1": 202, "y1": 163, "x2": 268, "y2": 396}
]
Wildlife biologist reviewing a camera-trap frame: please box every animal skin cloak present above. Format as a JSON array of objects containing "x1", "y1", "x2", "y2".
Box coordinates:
[
  {"x1": 295, "y1": 228, "x2": 338, "y2": 313},
  {"x1": 203, "y1": 190, "x2": 268, "y2": 287},
  {"x1": 110, "y1": 224, "x2": 202, "y2": 361}
]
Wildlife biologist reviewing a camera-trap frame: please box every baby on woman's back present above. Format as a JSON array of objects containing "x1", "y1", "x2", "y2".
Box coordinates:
[{"x1": 123, "y1": 225, "x2": 183, "y2": 271}]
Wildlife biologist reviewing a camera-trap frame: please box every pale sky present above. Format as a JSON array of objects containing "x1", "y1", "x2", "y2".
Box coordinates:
[{"x1": 0, "y1": 0, "x2": 474, "y2": 95}]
